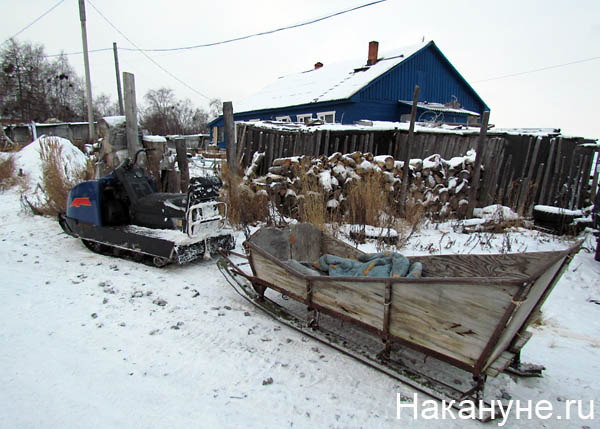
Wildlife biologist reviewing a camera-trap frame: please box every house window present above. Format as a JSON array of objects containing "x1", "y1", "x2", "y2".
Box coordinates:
[
  {"x1": 317, "y1": 111, "x2": 335, "y2": 123},
  {"x1": 276, "y1": 115, "x2": 292, "y2": 122},
  {"x1": 297, "y1": 113, "x2": 313, "y2": 124}
]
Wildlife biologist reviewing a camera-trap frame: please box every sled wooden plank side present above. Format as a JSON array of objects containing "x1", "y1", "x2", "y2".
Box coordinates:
[
  {"x1": 389, "y1": 280, "x2": 519, "y2": 370},
  {"x1": 409, "y1": 252, "x2": 561, "y2": 279},
  {"x1": 250, "y1": 250, "x2": 307, "y2": 301},
  {"x1": 312, "y1": 279, "x2": 386, "y2": 330},
  {"x1": 482, "y1": 254, "x2": 570, "y2": 373}
]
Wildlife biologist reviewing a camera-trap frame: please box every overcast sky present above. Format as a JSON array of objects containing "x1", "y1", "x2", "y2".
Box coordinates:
[{"x1": 1, "y1": 0, "x2": 599, "y2": 141}]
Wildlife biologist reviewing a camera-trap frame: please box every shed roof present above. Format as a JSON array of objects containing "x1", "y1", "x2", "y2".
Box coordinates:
[
  {"x1": 398, "y1": 100, "x2": 480, "y2": 116},
  {"x1": 235, "y1": 41, "x2": 431, "y2": 114}
]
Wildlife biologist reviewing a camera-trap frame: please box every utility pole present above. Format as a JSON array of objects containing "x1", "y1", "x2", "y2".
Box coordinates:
[
  {"x1": 113, "y1": 42, "x2": 124, "y2": 115},
  {"x1": 78, "y1": 0, "x2": 95, "y2": 140}
]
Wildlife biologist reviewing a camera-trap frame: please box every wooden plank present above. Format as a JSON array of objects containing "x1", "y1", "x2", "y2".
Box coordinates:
[
  {"x1": 244, "y1": 127, "x2": 254, "y2": 168},
  {"x1": 498, "y1": 154, "x2": 513, "y2": 205},
  {"x1": 174, "y1": 139, "x2": 189, "y2": 193},
  {"x1": 409, "y1": 251, "x2": 563, "y2": 279},
  {"x1": 257, "y1": 131, "x2": 264, "y2": 153},
  {"x1": 467, "y1": 111, "x2": 490, "y2": 217},
  {"x1": 343, "y1": 135, "x2": 349, "y2": 154},
  {"x1": 289, "y1": 223, "x2": 322, "y2": 262},
  {"x1": 321, "y1": 234, "x2": 364, "y2": 260},
  {"x1": 389, "y1": 281, "x2": 516, "y2": 367},
  {"x1": 266, "y1": 133, "x2": 275, "y2": 171},
  {"x1": 123, "y1": 72, "x2": 143, "y2": 162},
  {"x1": 292, "y1": 134, "x2": 302, "y2": 156},
  {"x1": 539, "y1": 138, "x2": 557, "y2": 205},
  {"x1": 358, "y1": 133, "x2": 366, "y2": 153},
  {"x1": 577, "y1": 153, "x2": 593, "y2": 208},
  {"x1": 334, "y1": 136, "x2": 340, "y2": 154},
  {"x1": 517, "y1": 136, "x2": 541, "y2": 215},
  {"x1": 568, "y1": 154, "x2": 583, "y2": 209},
  {"x1": 393, "y1": 132, "x2": 402, "y2": 159},
  {"x1": 223, "y1": 101, "x2": 237, "y2": 174},
  {"x1": 313, "y1": 279, "x2": 385, "y2": 331},
  {"x1": 529, "y1": 162, "x2": 545, "y2": 214},
  {"x1": 236, "y1": 124, "x2": 247, "y2": 166},
  {"x1": 351, "y1": 134, "x2": 358, "y2": 152},
  {"x1": 480, "y1": 139, "x2": 504, "y2": 206},
  {"x1": 252, "y1": 251, "x2": 307, "y2": 300},
  {"x1": 324, "y1": 131, "x2": 330, "y2": 156},
  {"x1": 314, "y1": 131, "x2": 322, "y2": 157},
  {"x1": 591, "y1": 153, "x2": 600, "y2": 201},
  {"x1": 485, "y1": 351, "x2": 515, "y2": 377},
  {"x1": 483, "y1": 256, "x2": 566, "y2": 372},
  {"x1": 508, "y1": 330, "x2": 532, "y2": 353}
]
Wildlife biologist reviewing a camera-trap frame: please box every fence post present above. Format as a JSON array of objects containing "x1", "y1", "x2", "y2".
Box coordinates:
[
  {"x1": 223, "y1": 101, "x2": 237, "y2": 174},
  {"x1": 466, "y1": 111, "x2": 490, "y2": 218},
  {"x1": 175, "y1": 138, "x2": 189, "y2": 193},
  {"x1": 400, "y1": 85, "x2": 420, "y2": 216},
  {"x1": 123, "y1": 72, "x2": 144, "y2": 167}
]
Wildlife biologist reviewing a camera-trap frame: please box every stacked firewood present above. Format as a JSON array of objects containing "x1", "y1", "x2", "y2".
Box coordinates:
[{"x1": 242, "y1": 150, "x2": 477, "y2": 219}]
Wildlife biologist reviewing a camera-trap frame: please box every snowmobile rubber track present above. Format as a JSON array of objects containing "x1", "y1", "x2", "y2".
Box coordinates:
[
  {"x1": 59, "y1": 213, "x2": 233, "y2": 267},
  {"x1": 217, "y1": 253, "x2": 506, "y2": 423}
]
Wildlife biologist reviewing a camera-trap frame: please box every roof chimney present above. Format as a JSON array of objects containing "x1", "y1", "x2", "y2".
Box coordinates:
[
  {"x1": 367, "y1": 41, "x2": 379, "y2": 66},
  {"x1": 314, "y1": 62, "x2": 323, "y2": 70}
]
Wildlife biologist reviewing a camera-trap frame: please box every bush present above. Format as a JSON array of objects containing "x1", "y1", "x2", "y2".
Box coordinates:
[{"x1": 0, "y1": 155, "x2": 18, "y2": 190}]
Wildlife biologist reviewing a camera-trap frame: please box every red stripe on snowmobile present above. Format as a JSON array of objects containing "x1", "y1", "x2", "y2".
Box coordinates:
[{"x1": 70, "y1": 197, "x2": 92, "y2": 208}]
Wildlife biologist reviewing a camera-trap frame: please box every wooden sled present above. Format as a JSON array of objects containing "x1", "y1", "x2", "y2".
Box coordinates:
[{"x1": 218, "y1": 223, "x2": 581, "y2": 420}]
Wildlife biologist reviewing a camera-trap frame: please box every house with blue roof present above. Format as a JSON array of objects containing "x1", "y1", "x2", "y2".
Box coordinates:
[{"x1": 208, "y1": 40, "x2": 489, "y2": 145}]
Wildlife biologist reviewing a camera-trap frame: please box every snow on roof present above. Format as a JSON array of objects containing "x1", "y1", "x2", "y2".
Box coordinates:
[
  {"x1": 397, "y1": 100, "x2": 480, "y2": 116},
  {"x1": 235, "y1": 41, "x2": 430, "y2": 113},
  {"x1": 101, "y1": 116, "x2": 126, "y2": 128},
  {"x1": 142, "y1": 135, "x2": 167, "y2": 143}
]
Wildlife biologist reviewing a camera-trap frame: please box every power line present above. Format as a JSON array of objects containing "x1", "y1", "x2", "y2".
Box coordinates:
[
  {"x1": 140, "y1": 0, "x2": 388, "y2": 52},
  {"x1": 1, "y1": 0, "x2": 65, "y2": 46},
  {"x1": 45, "y1": 0, "x2": 388, "y2": 57},
  {"x1": 86, "y1": 0, "x2": 211, "y2": 101},
  {"x1": 473, "y1": 55, "x2": 600, "y2": 83}
]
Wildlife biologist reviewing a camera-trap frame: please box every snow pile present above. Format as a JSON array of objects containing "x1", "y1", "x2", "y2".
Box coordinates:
[
  {"x1": 473, "y1": 204, "x2": 520, "y2": 222},
  {"x1": 14, "y1": 135, "x2": 89, "y2": 207}
]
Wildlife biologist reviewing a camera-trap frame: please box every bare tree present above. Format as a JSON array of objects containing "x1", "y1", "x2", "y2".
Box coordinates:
[
  {"x1": 0, "y1": 39, "x2": 87, "y2": 122},
  {"x1": 140, "y1": 87, "x2": 208, "y2": 135},
  {"x1": 208, "y1": 98, "x2": 223, "y2": 120}
]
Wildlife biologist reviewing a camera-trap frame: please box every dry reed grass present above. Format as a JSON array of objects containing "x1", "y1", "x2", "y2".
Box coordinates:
[
  {"x1": 26, "y1": 138, "x2": 93, "y2": 216},
  {"x1": 220, "y1": 163, "x2": 269, "y2": 230},
  {"x1": 0, "y1": 155, "x2": 19, "y2": 190}
]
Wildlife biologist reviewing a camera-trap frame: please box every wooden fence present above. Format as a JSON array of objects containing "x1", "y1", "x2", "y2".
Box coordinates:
[{"x1": 235, "y1": 123, "x2": 598, "y2": 213}]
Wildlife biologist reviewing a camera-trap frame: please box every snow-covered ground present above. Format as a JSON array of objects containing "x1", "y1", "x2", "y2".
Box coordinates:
[{"x1": 1, "y1": 184, "x2": 599, "y2": 428}]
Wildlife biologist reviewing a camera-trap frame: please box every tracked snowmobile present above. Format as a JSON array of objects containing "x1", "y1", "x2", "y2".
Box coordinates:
[{"x1": 59, "y1": 150, "x2": 234, "y2": 266}]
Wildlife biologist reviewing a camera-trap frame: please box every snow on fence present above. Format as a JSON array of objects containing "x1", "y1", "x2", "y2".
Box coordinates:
[{"x1": 235, "y1": 121, "x2": 598, "y2": 214}]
